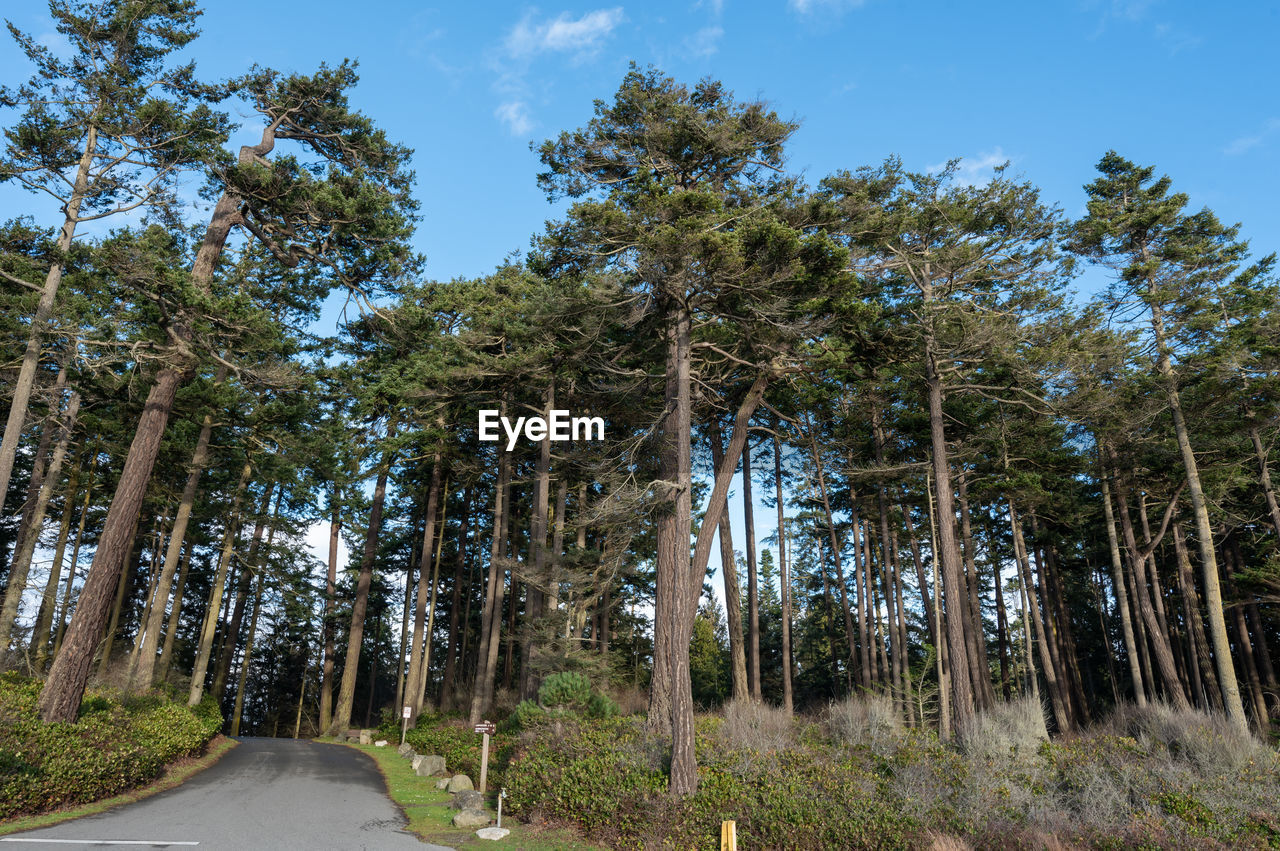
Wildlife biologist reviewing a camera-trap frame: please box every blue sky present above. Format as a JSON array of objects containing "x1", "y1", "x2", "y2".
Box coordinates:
[{"x1": 3, "y1": 0, "x2": 1278, "y2": 601}]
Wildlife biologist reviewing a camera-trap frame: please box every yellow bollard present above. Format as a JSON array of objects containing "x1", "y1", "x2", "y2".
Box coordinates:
[{"x1": 720, "y1": 819, "x2": 737, "y2": 851}]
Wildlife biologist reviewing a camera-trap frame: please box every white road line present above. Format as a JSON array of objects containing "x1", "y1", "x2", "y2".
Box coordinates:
[{"x1": 0, "y1": 840, "x2": 198, "y2": 846}]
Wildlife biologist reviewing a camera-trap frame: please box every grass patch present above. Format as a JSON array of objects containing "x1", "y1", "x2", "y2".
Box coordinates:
[
  {"x1": 328, "y1": 739, "x2": 605, "y2": 850},
  {"x1": 0, "y1": 736, "x2": 237, "y2": 836}
]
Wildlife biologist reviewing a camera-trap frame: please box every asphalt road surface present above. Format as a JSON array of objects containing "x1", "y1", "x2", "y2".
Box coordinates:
[{"x1": 2, "y1": 738, "x2": 453, "y2": 850}]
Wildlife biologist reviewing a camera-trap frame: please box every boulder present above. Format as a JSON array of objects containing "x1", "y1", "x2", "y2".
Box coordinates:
[
  {"x1": 451, "y1": 790, "x2": 484, "y2": 811},
  {"x1": 397, "y1": 743, "x2": 415, "y2": 758},
  {"x1": 374, "y1": 740, "x2": 388, "y2": 747},
  {"x1": 412, "y1": 754, "x2": 446, "y2": 777},
  {"x1": 453, "y1": 809, "x2": 490, "y2": 828},
  {"x1": 359, "y1": 729, "x2": 374, "y2": 745},
  {"x1": 446, "y1": 774, "x2": 474, "y2": 793},
  {"x1": 435, "y1": 778, "x2": 450, "y2": 790},
  {"x1": 476, "y1": 827, "x2": 511, "y2": 841}
]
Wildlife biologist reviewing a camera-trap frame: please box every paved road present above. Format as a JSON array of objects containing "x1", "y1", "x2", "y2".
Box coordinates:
[{"x1": 2, "y1": 738, "x2": 453, "y2": 850}]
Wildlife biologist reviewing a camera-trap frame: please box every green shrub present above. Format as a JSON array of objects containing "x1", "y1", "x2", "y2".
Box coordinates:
[
  {"x1": 0, "y1": 674, "x2": 221, "y2": 821},
  {"x1": 403, "y1": 716, "x2": 514, "y2": 787},
  {"x1": 537, "y1": 671, "x2": 592, "y2": 710}
]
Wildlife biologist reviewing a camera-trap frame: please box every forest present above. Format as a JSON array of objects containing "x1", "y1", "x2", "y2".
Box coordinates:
[{"x1": 1, "y1": 2, "x2": 1278, "y2": 847}]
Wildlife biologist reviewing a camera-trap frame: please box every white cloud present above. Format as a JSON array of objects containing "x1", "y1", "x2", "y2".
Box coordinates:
[
  {"x1": 683, "y1": 25, "x2": 723, "y2": 58},
  {"x1": 789, "y1": 0, "x2": 866, "y2": 14},
  {"x1": 928, "y1": 147, "x2": 1011, "y2": 187},
  {"x1": 504, "y1": 7, "x2": 625, "y2": 59},
  {"x1": 1225, "y1": 118, "x2": 1280, "y2": 156},
  {"x1": 495, "y1": 100, "x2": 534, "y2": 135}
]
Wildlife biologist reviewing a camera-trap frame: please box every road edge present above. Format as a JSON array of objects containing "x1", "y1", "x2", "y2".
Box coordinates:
[{"x1": 0, "y1": 735, "x2": 239, "y2": 836}]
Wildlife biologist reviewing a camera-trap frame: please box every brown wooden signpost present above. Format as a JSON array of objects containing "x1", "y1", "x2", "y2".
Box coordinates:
[{"x1": 475, "y1": 721, "x2": 496, "y2": 792}]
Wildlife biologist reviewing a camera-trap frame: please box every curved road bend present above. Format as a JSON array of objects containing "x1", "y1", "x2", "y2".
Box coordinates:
[{"x1": 2, "y1": 737, "x2": 453, "y2": 851}]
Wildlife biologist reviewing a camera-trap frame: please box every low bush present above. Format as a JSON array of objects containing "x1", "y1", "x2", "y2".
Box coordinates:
[
  {"x1": 402, "y1": 715, "x2": 515, "y2": 786},
  {"x1": 822, "y1": 691, "x2": 902, "y2": 754},
  {"x1": 0, "y1": 672, "x2": 222, "y2": 821}
]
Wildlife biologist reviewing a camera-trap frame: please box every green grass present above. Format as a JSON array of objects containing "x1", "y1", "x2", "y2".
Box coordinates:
[
  {"x1": 0, "y1": 736, "x2": 238, "y2": 837},
  {"x1": 326, "y1": 739, "x2": 605, "y2": 850}
]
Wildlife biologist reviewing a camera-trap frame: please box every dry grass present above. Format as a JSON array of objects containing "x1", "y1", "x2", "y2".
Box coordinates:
[
  {"x1": 822, "y1": 691, "x2": 903, "y2": 754},
  {"x1": 718, "y1": 698, "x2": 795, "y2": 752},
  {"x1": 960, "y1": 695, "x2": 1049, "y2": 763}
]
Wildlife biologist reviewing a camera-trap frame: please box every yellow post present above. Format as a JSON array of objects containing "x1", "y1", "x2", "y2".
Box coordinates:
[{"x1": 720, "y1": 820, "x2": 737, "y2": 851}]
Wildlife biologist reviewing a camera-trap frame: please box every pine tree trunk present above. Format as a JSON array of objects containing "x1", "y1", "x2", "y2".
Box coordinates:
[
  {"x1": 709, "y1": 420, "x2": 749, "y2": 702},
  {"x1": 394, "y1": 540, "x2": 414, "y2": 716},
  {"x1": 188, "y1": 462, "x2": 252, "y2": 704},
  {"x1": 0, "y1": 124, "x2": 97, "y2": 506},
  {"x1": 319, "y1": 492, "x2": 341, "y2": 733},
  {"x1": 405, "y1": 457, "x2": 441, "y2": 718},
  {"x1": 923, "y1": 340, "x2": 975, "y2": 732},
  {"x1": 807, "y1": 423, "x2": 857, "y2": 688},
  {"x1": 1, "y1": 391, "x2": 80, "y2": 651},
  {"x1": 1222, "y1": 537, "x2": 1268, "y2": 729},
  {"x1": 131, "y1": 383, "x2": 220, "y2": 689},
  {"x1": 157, "y1": 542, "x2": 192, "y2": 681},
  {"x1": 1172, "y1": 523, "x2": 1220, "y2": 709},
  {"x1": 330, "y1": 422, "x2": 397, "y2": 735},
  {"x1": 417, "y1": 484, "x2": 448, "y2": 709},
  {"x1": 1148, "y1": 298, "x2": 1247, "y2": 730},
  {"x1": 230, "y1": 573, "x2": 262, "y2": 737},
  {"x1": 1009, "y1": 498, "x2": 1069, "y2": 731},
  {"x1": 1100, "y1": 467, "x2": 1148, "y2": 706},
  {"x1": 439, "y1": 486, "x2": 472, "y2": 711},
  {"x1": 98, "y1": 504, "x2": 145, "y2": 679},
  {"x1": 520, "y1": 386, "x2": 553, "y2": 700},
  {"x1": 33, "y1": 449, "x2": 82, "y2": 668},
  {"x1": 39, "y1": 370, "x2": 180, "y2": 722},
  {"x1": 773, "y1": 428, "x2": 793, "y2": 714},
  {"x1": 957, "y1": 474, "x2": 994, "y2": 708},
  {"x1": 1106, "y1": 455, "x2": 1190, "y2": 709},
  {"x1": 469, "y1": 449, "x2": 510, "y2": 726},
  {"x1": 54, "y1": 454, "x2": 97, "y2": 659},
  {"x1": 212, "y1": 485, "x2": 277, "y2": 705},
  {"x1": 993, "y1": 554, "x2": 1011, "y2": 700},
  {"x1": 742, "y1": 438, "x2": 761, "y2": 701},
  {"x1": 1249, "y1": 426, "x2": 1280, "y2": 539}
]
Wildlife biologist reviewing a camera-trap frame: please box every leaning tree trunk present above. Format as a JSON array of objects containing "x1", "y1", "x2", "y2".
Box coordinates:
[
  {"x1": 1, "y1": 391, "x2": 80, "y2": 652},
  {"x1": 1099, "y1": 464, "x2": 1148, "y2": 706},
  {"x1": 1250, "y1": 426, "x2": 1280, "y2": 540},
  {"x1": 39, "y1": 371, "x2": 180, "y2": 723},
  {"x1": 329, "y1": 422, "x2": 397, "y2": 735},
  {"x1": 1149, "y1": 297, "x2": 1247, "y2": 730},
  {"x1": 0, "y1": 125, "x2": 97, "y2": 506},
  {"x1": 404, "y1": 455, "x2": 442, "y2": 720},
  {"x1": 187, "y1": 461, "x2": 253, "y2": 706},
  {"x1": 709, "y1": 420, "x2": 749, "y2": 702}
]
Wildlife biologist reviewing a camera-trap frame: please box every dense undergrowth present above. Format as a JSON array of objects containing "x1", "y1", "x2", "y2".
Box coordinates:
[
  {"x1": 466, "y1": 695, "x2": 1280, "y2": 850},
  {"x1": 0, "y1": 672, "x2": 222, "y2": 821}
]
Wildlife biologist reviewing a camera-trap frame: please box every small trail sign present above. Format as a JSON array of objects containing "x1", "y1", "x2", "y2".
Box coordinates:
[
  {"x1": 476, "y1": 720, "x2": 496, "y2": 792},
  {"x1": 402, "y1": 706, "x2": 412, "y2": 719},
  {"x1": 474, "y1": 721, "x2": 497, "y2": 734}
]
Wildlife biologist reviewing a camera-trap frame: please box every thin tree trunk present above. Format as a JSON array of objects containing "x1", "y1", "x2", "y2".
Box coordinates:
[
  {"x1": 1249, "y1": 426, "x2": 1280, "y2": 539},
  {"x1": 417, "y1": 481, "x2": 448, "y2": 708},
  {"x1": 1009, "y1": 498, "x2": 1069, "y2": 731},
  {"x1": 131, "y1": 379, "x2": 221, "y2": 689},
  {"x1": 469, "y1": 448, "x2": 510, "y2": 725},
  {"x1": 957, "y1": 473, "x2": 994, "y2": 708},
  {"x1": 742, "y1": 437, "x2": 761, "y2": 701},
  {"x1": 319, "y1": 490, "x2": 341, "y2": 733},
  {"x1": 520, "y1": 386, "x2": 554, "y2": 700},
  {"x1": 40, "y1": 369, "x2": 181, "y2": 723},
  {"x1": 394, "y1": 539, "x2": 415, "y2": 715},
  {"x1": 709, "y1": 420, "x2": 749, "y2": 702},
  {"x1": 330, "y1": 420, "x2": 397, "y2": 735},
  {"x1": 157, "y1": 542, "x2": 192, "y2": 681},
  {"x1": 54, "y1": 453, "x2": 98, "y2": 658},
  {"x1": 1222, "y1": 536, "x2": 1268, "y2": 729},
  {"x1": 33, "y1": 449, "x2": 82, "y2": 668},
  {"x1": 1173, "y1": 523, "x2": 1220, "y2": 709},
  {"x1": 806, "y1": 418, "x2": 857, "y2": 686},
  {"x1": 773, "y1": 427, "x2": 792, "y2": 714},
  {"x1": 99, "y1": 514, "x2": 144, "y2": 678},
  {"x1": 1149, "y1": 297, "x2": 1247, "y2": 730},
  {"x1": 187, "y1": 461, "x2": 252, "y2": 706},
  {"x1": 212, "y1": 484, "x2": 278, "y2": 705},
  {"x1": 1, "y1": 391, "x2": 80, "y2": 652},
  {"x1": 993, "y1": 553, "x2": 1011, "y2": 700},
  {"x1": 230, "y1": 573, "x2": 263, "y2": 737},
  {"x1": 1100, "y1": 466, "x2": 1147, "y2": 706},
  {"x1": 405, "y1": 456, "x2": 442, "y2": 718},
  {"x1": 0, "y1": 123, "x2": 97, "y2": 506},
  {"x1": 439, "y1": 486, "x2": 472, "y2": 711}
]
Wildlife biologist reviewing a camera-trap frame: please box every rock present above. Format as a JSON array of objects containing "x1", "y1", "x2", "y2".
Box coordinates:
[
  {"x1": 414, "y1": 757, "x2": 450, "y2": 778},
  {"x1": 452, "y1": 809, "x2": 490, "y2": 828},
  {"x1": 359, "y1": 729, "x2": 373, "y2": 745},
  {"x1": 397, "y1": 743, "x2": 415, "y2": 758},
  {"x1": 451, "y1": 790, "x2": 484, "y2": 811},
  {"x1": 346, "y1": 735, "x2": 361, "y2": 743},
  {"x1": 374, "y1": 740, "x2": 388, "y2": 747},
  {"x1": 476, "y1": 827, "x2": 510, "y2": 841},
  {"x1": 446, "y1": 774, "x2": 473, "y2": 793},
  {"x1": 435, "y1": 778, "x2": 450, "y2": 790},
  {"x1": 413, "y1": 754, "x2": 446, "y2": 777}
]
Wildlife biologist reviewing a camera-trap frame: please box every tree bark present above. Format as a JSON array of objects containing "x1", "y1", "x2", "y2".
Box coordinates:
[
  {"x1": 229, "y1": 572, "x2": 262, "y2": 737},
  {"x1": 1249, "y1": 426, "x2": 1280, "y2": 540},
  {"x1": 1, "y1": 391, "x2": 80, "y2": 651},
  {"x1": 212, "y1": 484, "x2": 277, "y2": 705},
  {"x1": 319, "y1": 489, "x2": 341, "y2": 732},
  {"x1": 330, "y1": 420, "x2": 397, "y2": 735},
  {"x1": 469, "y1": 448, "x2": 510, "y2": 725},
  {"x1": 709, "y1": 420, "x2": 749, "y2": 702},
  {"x1": 1172, "y1": 523, "x2": 1220, "y2": 710},
  {"x1": 32, "y1": 448, "x2": 83, "y2": 668},
  {"x1": 417, "y1": 481, "x2": 448, "y2": 709},
  {"x1": 772, "y1": 427, "x2": 793, "y2": 714},
  {"x1": 439, "y1": 486, "x2": 472, "y2": 711},
  {"x1": 741, "y1": 436, "x2": 761, "y2": 701},
  {"x1": 1009, "y1": 498, "x2": 1069, "y2": 731},
  {"x1": 405, "y1": 456, "x2": 442, "y2": 719},
  {"x1": 40, "y1": 369, "x2": 180, "y2": 722},
  {"x1": 157, "y1": 542, "x2": 192, "y2": 681},
  {"x1": 1100, "y1": 466, "x2": 1147, "y2": 706},
  {"x1": 54, "y1": 453, "x2": 98, "y2": 658},
  {"x1": 957, "y1": 473, "x2": 994, "y2": 708},
  {"x1": 187, "y1": 460, "x2": 252, "y2": 706}
]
